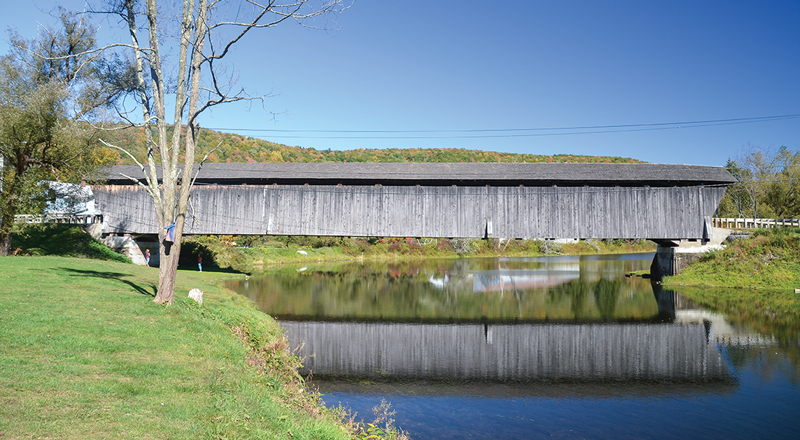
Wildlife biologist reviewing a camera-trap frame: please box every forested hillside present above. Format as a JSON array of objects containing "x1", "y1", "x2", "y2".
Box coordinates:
[{"x1": 99, "y1": 126, "x2": 643, "y2": 165}]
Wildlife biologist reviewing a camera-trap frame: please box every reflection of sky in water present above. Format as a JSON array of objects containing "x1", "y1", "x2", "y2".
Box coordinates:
[
  {"x1": 471, "y1": 272, "x2": 580, "y2": 292},
  {"x1": 326, "y1": 366, "x2": 799, "y2": 440},
  {"x1": 434, "y1": 255, "x2": 653, "y2": 293}
]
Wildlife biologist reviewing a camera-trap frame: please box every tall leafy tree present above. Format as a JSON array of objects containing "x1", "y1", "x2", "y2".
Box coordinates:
[{"x1": 0, "y1": 10, "x2": 118, "y2": 255}]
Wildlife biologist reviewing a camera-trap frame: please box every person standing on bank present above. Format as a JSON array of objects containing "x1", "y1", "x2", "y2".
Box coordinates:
[
  {"x1": 145, "y1": 249, "x2": 150, "y2": 266},
  {"x1": 198, "y1": 254, "x2": 202, "y2": 272}
]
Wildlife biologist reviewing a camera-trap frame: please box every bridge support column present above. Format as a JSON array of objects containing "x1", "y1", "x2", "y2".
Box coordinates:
[
  {"x1": 651, "y1": 241, "x2": 678, "y2": 280},
  {"x1": 651, "y1": 236, "x2": 725, "y2": 280}
]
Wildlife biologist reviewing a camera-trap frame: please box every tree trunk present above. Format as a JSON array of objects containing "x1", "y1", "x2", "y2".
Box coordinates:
[
  {"x1": 154, "y1": 245, "x2": 180, "y2": 304},
  {"x1": 153, "y1": 211, "x2": 188, "y2": 305},
  {"x1": 0, "y1": 185, "x2": 18, "y2": 256},
  {"x1": 154, "y1": 227, "x2": 182, "y2": 304},
  {"x1": 151, "y1": 0, "x2": 206, "y2": 305},
  {"x1": 0, "y1": 230, "x2": 12, "y2": 256}
]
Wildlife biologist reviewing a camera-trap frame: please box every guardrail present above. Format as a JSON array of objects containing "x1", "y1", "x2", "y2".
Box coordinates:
[
  {"x1": 15, "y1": 214, "x2": 103, "y2": 225},
  {"x1": 713, "y1": 218, "x2": 799, "y2": 229}
]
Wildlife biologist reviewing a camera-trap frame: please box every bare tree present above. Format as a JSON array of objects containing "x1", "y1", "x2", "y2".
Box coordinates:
[
  {"x1": 726, "y1": 145, "x2": 800, "y2": 219},
  {"x1": 763, "y1": 146, "x2": 800, "y2": 218},
  {"x1": 734, "y1": 145, "x2": 775, "y2": 219},
  {"x1": 737, "y1": 146, "x2": 777, "y2": 218},
  {"x1": 95, "y1": 0, "x2": 345, "y2": 304}
]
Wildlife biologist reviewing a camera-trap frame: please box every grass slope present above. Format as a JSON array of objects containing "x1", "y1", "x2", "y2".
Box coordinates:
[
  {"x1": 665, "y1": 228, "x2": 800, "y2": 290},
  {"x1": 11, "y1": 223, "x2": 130, "y2": 262},
  {"x1": 0, "y1": 256, "x2": 348, "y2": 439}
]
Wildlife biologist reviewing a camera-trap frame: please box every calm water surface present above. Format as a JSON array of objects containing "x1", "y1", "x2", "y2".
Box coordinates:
[{"x1": 227, "y1": 254, "x2": 800, "y2": 439}]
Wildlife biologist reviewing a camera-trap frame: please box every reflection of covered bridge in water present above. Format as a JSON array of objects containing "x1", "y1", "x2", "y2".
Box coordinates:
[
  {"x1": 282, "y1": 320, "x2": 730, "y2": 383},
  {"x1": 95, "y1": 163, "x2": 735, "y2": 242},
  {"x1": 278, "y1": 285, "x2": 731, "y2": 385}
]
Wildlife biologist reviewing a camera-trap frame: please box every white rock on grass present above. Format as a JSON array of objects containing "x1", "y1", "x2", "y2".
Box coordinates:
[{"x1": 188, "y1": 288, "x2": 203, "y2": 306}]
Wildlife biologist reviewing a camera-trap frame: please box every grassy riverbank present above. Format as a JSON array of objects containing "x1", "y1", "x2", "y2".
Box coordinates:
[
  {"x1": 664, "y1": 228, "x2": 800, "y2": 290},
  {"x1": 663, "y1": 228, "x2": 800, "y2": 341},
  {"x1": 0, "y1": 256, "x2": 354, "y2": 439},
  {"x1": 10, "y1": 223, "x2": 130, "y2": 262}
]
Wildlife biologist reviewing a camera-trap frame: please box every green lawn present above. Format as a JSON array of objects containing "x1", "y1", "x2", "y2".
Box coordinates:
[
  {"x1": 0, "y1": 256, "x2": 349, "y2": 439},
  {"x1": 665, "y1": 228, "x2": 800, "y2": 290}
]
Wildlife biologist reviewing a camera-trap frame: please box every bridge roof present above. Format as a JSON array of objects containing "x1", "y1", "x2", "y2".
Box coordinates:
[{"x1": 102, "y1": 162, "x2": 736, "y2": 187}]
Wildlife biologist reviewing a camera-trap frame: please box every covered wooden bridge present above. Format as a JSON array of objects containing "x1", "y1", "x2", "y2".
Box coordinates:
[{"x1": 94, "y1": 162, "x2": 735, "y2": 242}]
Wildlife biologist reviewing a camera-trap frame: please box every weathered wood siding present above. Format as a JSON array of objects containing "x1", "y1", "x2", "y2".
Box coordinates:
[
  {"x1": 94, "y1": 184, "x2": 727, "y2": 240},
  {"x1": 281, "y1": 321, "x2": 730, "y2": 382},
  {"x1": 94, "y1": 185, "x2": 160, "y2": 235}
]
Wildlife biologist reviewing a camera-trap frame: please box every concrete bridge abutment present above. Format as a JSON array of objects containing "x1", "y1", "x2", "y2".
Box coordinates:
[{"x1": 650, "y1": 227, "x2": 731, "y2": 279}]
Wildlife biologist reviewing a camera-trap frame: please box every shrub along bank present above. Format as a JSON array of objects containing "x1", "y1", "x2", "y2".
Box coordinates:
[{"x1": 0, "y1": 255, "x2": 408, "y2": 439}]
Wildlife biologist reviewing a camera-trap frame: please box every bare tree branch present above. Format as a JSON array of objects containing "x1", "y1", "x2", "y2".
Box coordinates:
[
  {"x1": 98, "y1": 139, "x2": 146, "y2": 176},
  {"x1": 189, "y1": 140, "x2": 223, "y2": 188},
  {"x1": 14, "y1": 41, "x2": 153, "y2": 62}
]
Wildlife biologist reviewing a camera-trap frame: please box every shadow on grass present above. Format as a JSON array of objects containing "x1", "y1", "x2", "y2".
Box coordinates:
[{"x1": 57, "y1": 267, "x2": 156, "y2": 297}]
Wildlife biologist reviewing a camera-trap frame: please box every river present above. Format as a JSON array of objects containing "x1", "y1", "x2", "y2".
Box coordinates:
[{"x1": 227, "y1": 254, "x2": 800, "y2": 439}]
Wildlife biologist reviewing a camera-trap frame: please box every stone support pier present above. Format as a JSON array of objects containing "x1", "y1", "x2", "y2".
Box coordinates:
[{"x1": 651, "y1": 227, "x2": 731, "y2": 279}]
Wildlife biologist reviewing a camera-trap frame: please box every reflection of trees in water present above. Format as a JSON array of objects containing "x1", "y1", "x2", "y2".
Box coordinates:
[
  {"x1": 570, "y1": 277, "x2": 591, "y2": 319},
  {"x1": 669, "y1": 286, "x2": 800, "y2": 382},
  {"x1": 674, "y1": 286, "x2": 800, "y2": 342},
  {"x1": 546, "y1": 277, "x2": 622, "y2": 320},
  {"x1": 236, "y1": 258, "x2": 656, "y2": 322},
  {"x1": 595, "y1": 279, "x2": 621, "y2": 319}
]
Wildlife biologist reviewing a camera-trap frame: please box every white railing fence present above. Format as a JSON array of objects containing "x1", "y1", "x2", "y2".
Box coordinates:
[
  {"x1": 15, "y1": 214, "x2": 103, "y2": 225},
  {"x1": 713, "y1": 218, "x2": 800, "y2": 229}
]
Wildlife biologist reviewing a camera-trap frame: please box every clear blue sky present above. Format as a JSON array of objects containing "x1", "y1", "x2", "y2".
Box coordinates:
[{"x1": 2, "y1": 0, "x2": 799, "y2": 166}]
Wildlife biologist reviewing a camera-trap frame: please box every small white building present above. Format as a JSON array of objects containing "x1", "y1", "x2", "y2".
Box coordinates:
[{"x1": 42, "y1": 180, "x2": 103, "y2": 223}]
